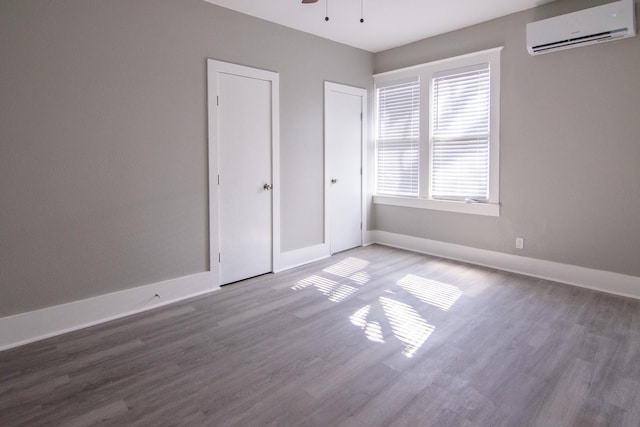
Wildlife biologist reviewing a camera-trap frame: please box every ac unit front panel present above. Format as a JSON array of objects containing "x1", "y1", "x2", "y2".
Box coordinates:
[{"x1": 526, "y1": 0, "x2": 637, "y2": 55}]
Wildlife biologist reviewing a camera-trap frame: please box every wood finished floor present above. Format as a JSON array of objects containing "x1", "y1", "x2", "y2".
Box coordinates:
[{"x1": 2, "y1": 244, "x2": 640, "y2": 426}]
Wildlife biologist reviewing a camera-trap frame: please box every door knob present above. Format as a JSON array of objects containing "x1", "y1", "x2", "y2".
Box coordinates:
[
  {"x1": 263, "y1": 183, "x2": 273, "y2": 190},
  {"x1": 331, "y1": 178, "x2": 339, "y2": 184}
]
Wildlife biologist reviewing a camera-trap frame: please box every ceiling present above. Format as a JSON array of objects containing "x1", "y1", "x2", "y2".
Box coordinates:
[{"x1": 203, "y1": 0, "x2": 556, "y2": 53}]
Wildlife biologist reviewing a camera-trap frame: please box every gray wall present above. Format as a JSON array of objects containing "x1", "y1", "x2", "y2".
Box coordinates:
[
  {"x1": 0, "y1": 0, "x2": 373, "y2": 317},
  {"x1": 373, "y1": 0, "x2": 640, "y2": 277}
]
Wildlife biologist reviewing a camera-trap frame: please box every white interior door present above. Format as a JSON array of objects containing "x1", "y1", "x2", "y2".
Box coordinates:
[
  {"x1": 218, "y1": 72, "x2": 272, "y2": 284},
  {"x1": 325, "y1": 83, "x2": 366, "y2": 254}
]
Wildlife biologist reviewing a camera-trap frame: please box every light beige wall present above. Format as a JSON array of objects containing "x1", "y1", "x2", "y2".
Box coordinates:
[
  {"x1": 0, "y1": 0, "x2": 373, "y2": 317},
  {"x1": 372, "y1": 0, "x2": 640, "y2": 277}
]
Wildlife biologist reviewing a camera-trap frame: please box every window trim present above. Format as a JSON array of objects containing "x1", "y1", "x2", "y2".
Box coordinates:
[
  {"x1": 373, "y1": 47, "x2": 503, "y2": 217},
  {"x1": 373, "y1": 194, "x2": 500, "y2": 216}
]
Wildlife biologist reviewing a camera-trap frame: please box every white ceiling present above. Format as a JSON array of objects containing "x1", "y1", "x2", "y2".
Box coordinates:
[{"x1": 203, "y1": 0, "x2": 556, "y2": 52}]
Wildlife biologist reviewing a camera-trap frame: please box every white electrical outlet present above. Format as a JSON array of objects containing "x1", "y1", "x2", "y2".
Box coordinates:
[{"x1": 515, "y1": 237, "x2": 524, "y2": 250}]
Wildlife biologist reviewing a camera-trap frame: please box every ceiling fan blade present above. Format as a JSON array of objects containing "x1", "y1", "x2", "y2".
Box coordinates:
[{"x1": 301, "y1": 0, "x2": 318, "y2": 3}]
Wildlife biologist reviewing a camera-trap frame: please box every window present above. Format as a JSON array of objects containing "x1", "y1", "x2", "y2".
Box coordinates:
[
  {"x1": 374, "y1": 48, "x2": 502, "y2": 216},
  {"x1": 431, "y1": 64, "x2": 490, "y2": 201},
  {"x1": 376, "y1": 79, "x2": 420, "y2": 197}
]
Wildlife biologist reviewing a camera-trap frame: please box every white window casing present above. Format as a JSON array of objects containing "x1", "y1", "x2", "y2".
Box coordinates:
[{"x1": 373, "y1": 47, "x2": 502, "y2": 217}]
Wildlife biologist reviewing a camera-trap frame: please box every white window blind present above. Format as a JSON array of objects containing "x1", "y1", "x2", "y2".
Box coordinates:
[
  {"x1": 376, "y1": 79, "x2": 420, "y2": 197},
  {"x1": 431, "y1": 63, "x2": 491, "y2": 201}
]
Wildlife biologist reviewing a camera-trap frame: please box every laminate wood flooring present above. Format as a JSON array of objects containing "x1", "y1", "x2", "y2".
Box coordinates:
[{"x1": 2, "y1": 244, "x2": 640, "y2": 426}]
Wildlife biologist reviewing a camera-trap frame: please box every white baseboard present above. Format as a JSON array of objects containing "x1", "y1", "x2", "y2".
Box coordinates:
[
  {"x1": 370, "y1": 230, "x2": 640, "y2": 300},
  {"x1": 0, "y1": 272, "x2": 217, "y2": 351},
  {"x1": 276, "y1": 243, "x2": 330, "y2": 272}
]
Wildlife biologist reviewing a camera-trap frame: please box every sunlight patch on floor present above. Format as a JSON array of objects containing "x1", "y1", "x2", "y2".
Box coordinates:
[
  {"x1": 349, "y1": 305, "x2": 385, "y2": 343},
  {"x1": 292, "y1": 275, "x2": 357, "y2": 302},
  {"x1": 348, "y1": 270, "x2": 370, "y2": 285},
  {"x1": 323, "y1": 257, "x2": 370, "y2": 278},
  {"x1": 380, "y1": 296, "x2": 435, "y2": 358},
  {"x1": 397, "y1": 274, "x2": 462, "y2": 311}
]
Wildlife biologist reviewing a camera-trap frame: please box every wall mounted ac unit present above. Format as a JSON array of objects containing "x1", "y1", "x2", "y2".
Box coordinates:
[{"x1": 526, "y1": 0, "x2": 637, "y2": 55}]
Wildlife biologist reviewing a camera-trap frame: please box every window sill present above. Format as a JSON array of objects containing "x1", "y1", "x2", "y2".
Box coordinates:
[{"x1": 373, "y1": 195, "x2": 500, "y2": 217}]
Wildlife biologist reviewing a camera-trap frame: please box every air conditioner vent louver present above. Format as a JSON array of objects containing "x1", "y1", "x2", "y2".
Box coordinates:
[
  {"x1": 531, "y1": 28, "x2": 629, "y2": 53},
  {"x1": 527, "y1": 0, "x2": 636, "y2": 55}
]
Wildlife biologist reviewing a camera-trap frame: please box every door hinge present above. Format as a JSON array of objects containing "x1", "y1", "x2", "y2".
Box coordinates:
[
  {"x1": 218, "y1": 174, "x2": 220, "y2": 185},
  {"x1": 217, "y1": 96, "x2": 219, "y2": 106},
  {"x1": 360, "y1": 222, "x2": 362, "y2": 230},
  {"x1": 360, "y1": 112, "x2": 363, "y2": 121},
  {"x1": 218, "y1": 253, "x2": 221, "y2": 263}
]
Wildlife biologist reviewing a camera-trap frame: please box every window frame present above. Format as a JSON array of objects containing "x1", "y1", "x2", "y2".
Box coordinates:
[{"x1": 373, "y1": 47, "x2": 502, "y2": 217}]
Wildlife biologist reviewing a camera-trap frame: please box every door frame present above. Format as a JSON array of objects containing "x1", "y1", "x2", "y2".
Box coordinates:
[
  {"x1": 207, "y1": 59, "x2": 280, "y2": 287},
  {"x1": 324, "y1": 82, "x2": 367, "y2": 253}
]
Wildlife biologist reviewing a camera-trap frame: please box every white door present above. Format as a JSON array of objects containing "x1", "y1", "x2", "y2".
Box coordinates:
[
  {"x1": 218, "y1": 72, "x2": 272, "y2": 284},
  {"x1": 325, "y1": 83, "x2": 366, "y2": 254},
  {"x1": 207, "y1": 60, "x2": 281, "y2": 286}
]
